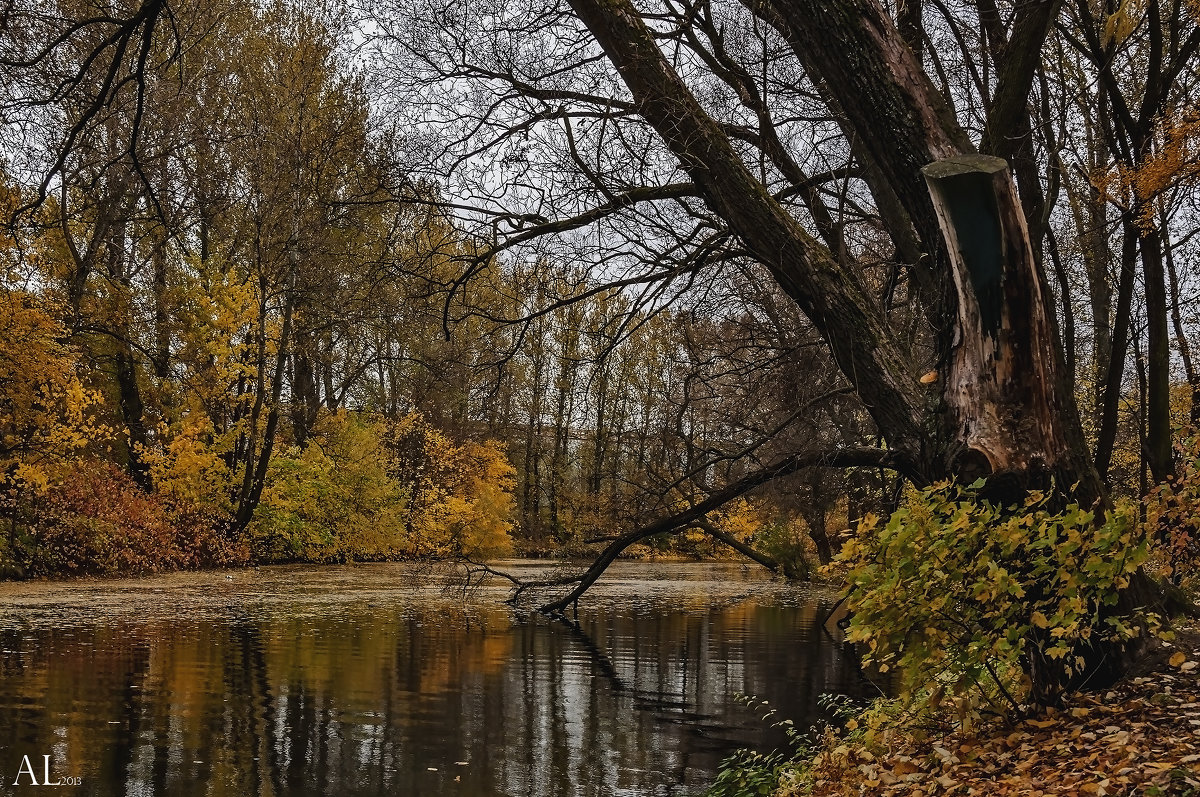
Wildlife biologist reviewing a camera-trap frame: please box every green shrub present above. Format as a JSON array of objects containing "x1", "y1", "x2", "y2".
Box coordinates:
[
  {"x1": 251, "y1": 412, "x2": 409, "y2": 562},
  {"x1": 707, "y1": 697, "x2": 811, "y2": 797},
  {"x1": 755, "y1": 519, "x2": 813, "y2": 580},
  {"x1": 838, "y1": 480, "x2": 1155, "y2": 712},
  {"x1": 707, "y1": 747, "x2": 791, "y2": 797},
  {"x1": 707, "y1": 694, "x2": 860, "y2": 797}
]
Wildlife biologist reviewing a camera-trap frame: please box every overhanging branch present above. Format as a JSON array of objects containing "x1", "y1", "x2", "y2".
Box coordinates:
[{"x1": 532, "y1": 446, "x2": 903, "y2": 613}]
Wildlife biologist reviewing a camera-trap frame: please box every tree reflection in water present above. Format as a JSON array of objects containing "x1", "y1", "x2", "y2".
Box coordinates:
[{"x1": 0, "y1": 562, "x2": 870, "y2": 796}]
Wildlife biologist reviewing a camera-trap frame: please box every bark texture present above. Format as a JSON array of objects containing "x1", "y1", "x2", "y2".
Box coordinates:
[
  {"x1": 922, "y1": 155, "x2": 1099, "y2": 500},
  {"x1": 568, "y1": 0, "x2": 930, "y2": 477}
]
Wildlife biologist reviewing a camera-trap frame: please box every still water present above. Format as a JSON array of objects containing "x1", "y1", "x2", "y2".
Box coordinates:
[{"x1": 0, "y1": 561, "x2": 869, "y2": 796}]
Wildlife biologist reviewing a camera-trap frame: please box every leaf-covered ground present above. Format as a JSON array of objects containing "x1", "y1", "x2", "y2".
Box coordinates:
[{"x1": 803, "y1": 622, "x2": 1200, "y2": 796}]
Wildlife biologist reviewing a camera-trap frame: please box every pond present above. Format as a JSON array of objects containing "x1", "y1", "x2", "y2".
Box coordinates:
[{"x1": 0, "y1": 561, "x2": 872, "y2": 796}]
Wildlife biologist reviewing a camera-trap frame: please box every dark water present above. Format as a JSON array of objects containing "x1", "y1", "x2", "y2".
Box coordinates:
[{"x1": 0, "y1": 561, "x2": 868, "y2": 796}]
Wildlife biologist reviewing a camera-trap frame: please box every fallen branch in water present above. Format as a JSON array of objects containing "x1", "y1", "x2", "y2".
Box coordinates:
[
  {"x1": 456, "y1": 558, "x2": 584, "y2": 605},
  {"x1": 457, "y1": 447, "x2": 899, "y2": 612},
  {"x1": 460, "y1": 558, "x2": 522, "y2": 586},
  {"x1": 509, "y1": 570, "x2": 585, "y2": 605},
  {"x1": 534, "y1": 446, "x2": 900, "y2": 614}
]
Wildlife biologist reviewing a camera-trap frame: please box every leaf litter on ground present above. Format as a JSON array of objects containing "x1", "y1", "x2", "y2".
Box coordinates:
[{"x1": 801, "y1": 619, "x2": 1200, "y2": 796}]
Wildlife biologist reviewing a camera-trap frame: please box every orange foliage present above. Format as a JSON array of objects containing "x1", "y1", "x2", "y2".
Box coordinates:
[
  {"x1": 16, "y1": 461, "x2": 246, "y2": 577},
  {"x1": 1100, "y1": 108, "x2": 1200, "y2": 227},
  {"x1": 1095, "y1": 0, "x2": 1200, "y2": 228}
]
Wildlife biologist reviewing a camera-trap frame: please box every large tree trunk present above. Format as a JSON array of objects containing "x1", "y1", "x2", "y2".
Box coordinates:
[
  {"x1": 568, "y1": 0, "x2": 931, "y2": 479},
  {"x1": 289, "y1": 326, "x2": 322, "y2": 450},
  {"x1": 107, "y1": 219, "x2": 153, "y2": 491},
  {"x1": 232, "y1": 277, "x2": 296, "y2": 537},
  {"x1": 922, "y1": 155, "x2": 1102, "y2": 503},
  {"x1": 567, "y1": 0, "x2": 1101, "y2": 497},
  {"x1": 1095, "y1": 215, "x2": 1140, "y2": 481},
  {"x1": 558, "y1": 0, "x2": 1161, "y2": 701},
  {"x1": 1140, "y1": 225, "x2": 1175, "y2": 482}
]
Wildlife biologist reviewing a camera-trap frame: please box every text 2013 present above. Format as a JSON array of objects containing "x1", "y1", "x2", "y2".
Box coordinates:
[{"x1": 10, "y1": 755, "x2": 81, "y2": 787}]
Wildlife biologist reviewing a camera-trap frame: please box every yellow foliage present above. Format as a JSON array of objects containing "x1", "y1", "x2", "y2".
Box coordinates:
[
  {"x1": 170, "y1": 260, "x2": 260, "y2": 418},
  {"x1": 1144, "y1": 429, "x2": 1200, "y2": 584},
  {"x1": 1101, "y1": 0, "x2": 1147, "y2": 47},
  {"x1": 126, "y1": 260, "x2": 263, "y2": 516},
  {"x1": 385, "y1": 413, "x2": 515, "y2": 558},
  {"x1": 0, "y1": 288, "x2": 107, "y2": 490},
  {"x1": 140, "y1": 413, "x2": 232, "y2": 512},
  {"x1": 711, "y1": 498, "x2": 765, "y2": 543},
  {"x1": 441, "y1": 440, "x2": 517, "y2": 559}
]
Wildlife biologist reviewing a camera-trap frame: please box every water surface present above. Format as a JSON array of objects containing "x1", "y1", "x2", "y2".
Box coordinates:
[{"x1": 0, "y1": 561, "x2": 868, "y2": 795}]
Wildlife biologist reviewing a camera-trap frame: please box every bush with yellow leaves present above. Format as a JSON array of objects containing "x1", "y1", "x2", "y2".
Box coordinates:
[
  {"x1": 139, "y1": 412, "x2": 234, "y2": 514},
  {"x1": 250, "y1": 411, "x2": 515, "y2": 563},
  {"x1": 0, "y1": 288, "x2": 107, "y2": 490},
  {"x1": 838, "y1": 481, "x2": 1156, "y2": 711},
  {"x1": 382, "y1": 413, "x2": 515, "y2": 559}
]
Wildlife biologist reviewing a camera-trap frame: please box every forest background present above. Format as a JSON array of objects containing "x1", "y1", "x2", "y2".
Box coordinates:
[
  {"x1": 0, "y1": 0, "x2": 885, "y2": 578},
  {"x1": 0, "y1": 0, "x2": 1197, "y2": 612}
]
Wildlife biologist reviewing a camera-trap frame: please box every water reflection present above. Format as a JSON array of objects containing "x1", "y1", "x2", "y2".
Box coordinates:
[{"x1": 0, "y1": 562, "x2": 868, "y2": 796}]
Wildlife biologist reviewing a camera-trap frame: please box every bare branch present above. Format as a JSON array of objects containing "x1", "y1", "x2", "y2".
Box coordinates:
[{"x1": 534, "y1": 445, "x2": 904, "y2": 613}]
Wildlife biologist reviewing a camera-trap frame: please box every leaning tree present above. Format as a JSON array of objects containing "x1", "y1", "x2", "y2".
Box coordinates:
[
  {"x1": 4, "y1": 0, "x2": 1197, "y2": 697},
  {"x1": 366, "y1": 0, "x2": 1199, "y2": 690}
]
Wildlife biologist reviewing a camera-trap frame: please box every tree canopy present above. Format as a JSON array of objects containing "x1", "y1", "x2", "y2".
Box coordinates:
[{"x1": 1, "y1": 0, "x2": 1198, "y2": 704}]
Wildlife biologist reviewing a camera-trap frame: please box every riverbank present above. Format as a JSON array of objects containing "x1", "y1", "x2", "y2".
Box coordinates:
[
  {"x1": 0, "y1": 558, "x2": 817, "y2": 617},
  {"x1": 775, "y1": 617, "x2": 1200, "y2": 796},
  {"x1": 0, "y1": 551, "x2": 769, "y2": 589}
]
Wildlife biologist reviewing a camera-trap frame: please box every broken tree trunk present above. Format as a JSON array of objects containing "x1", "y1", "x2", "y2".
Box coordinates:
[
  {"x1": 923, "y1": 155, "x2": 1180, "y2": 703},
  {"x1": 922, "y1": 155, "x2": 1100, "y2": 504}
]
